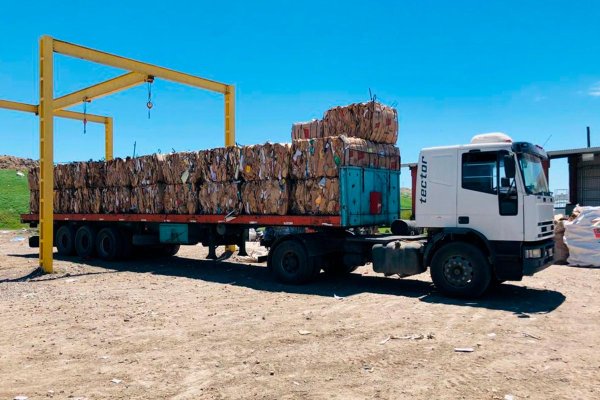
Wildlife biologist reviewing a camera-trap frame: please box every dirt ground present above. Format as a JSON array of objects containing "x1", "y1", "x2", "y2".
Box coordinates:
[{"x1": 1, "y1": 229, "x2": 599, "y2": 400}]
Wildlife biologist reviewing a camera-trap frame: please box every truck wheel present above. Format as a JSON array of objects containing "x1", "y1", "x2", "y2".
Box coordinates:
[
  {"x1": 269, "y1": 240, "x2": 317, "y2": 284},
  {"x1": 96, "y1": 227, "x2": 123, "y2": 261},
  {"x1": 75, "y1": 225, "x2": 97, "y2": 258},
  {"x1": 430, "y1": 242, "x2": 491, "y2": 297},
  {"x1": 55, "y1": 225, "x2": 76, "y2": 256}
]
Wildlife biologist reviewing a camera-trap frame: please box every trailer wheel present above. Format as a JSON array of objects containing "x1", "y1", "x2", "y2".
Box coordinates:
[
  {"x1": 55, "y1": 225, "x2": 76, "y2": 256},
  {"x1": 96, "y1": 228, "x2": 123, "y2": 261},
  {"x1": 74, "y1": 225, "x2": 97, "y2": 258},
  {"x1": 430, "y1": 242, "x2": 491, "y2": 297},
  {"x1": 269, "y1": 240, "x2": 316, "y2": 284}
]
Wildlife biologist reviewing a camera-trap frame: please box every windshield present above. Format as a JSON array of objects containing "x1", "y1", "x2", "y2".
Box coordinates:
[{"x1": 518, "y1": 153, "x2": 549, "y2": 195}]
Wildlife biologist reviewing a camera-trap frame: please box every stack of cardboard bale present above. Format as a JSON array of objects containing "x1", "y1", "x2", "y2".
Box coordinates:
[
  {"x1": 199, "y1": 147, "x2": 242, "y2": 214},
  {"x1": 28, "y1": 101, "x2": 399, "y2": 217},
  {"x1": 240, "y1": 143, "x2": 291, "y2": 215},
  {"x1": 290, "y1": 101, "x2": 399, "y2": 215}
]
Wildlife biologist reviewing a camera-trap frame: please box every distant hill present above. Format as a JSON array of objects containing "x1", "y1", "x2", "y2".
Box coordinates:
[{"x1": 0, "y1": 155, "x2": 37, "y2": 171}]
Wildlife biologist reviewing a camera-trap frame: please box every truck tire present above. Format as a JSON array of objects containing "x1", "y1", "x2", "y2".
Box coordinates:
[
  {"x1": 430, "y1": 242, "x2": 491, "y2": 297},
  {"x1": 96, "y1": 227, "x2": 123, "y2": 261},
  {"x1": 55, "y1": 225, "x2": 76, "y2": 256},
  {"x1": 269, "y1": 239, "x2": 317, "y2": 284},
  {"x1": 74, "y1": 225, "x2": 97, "y2": 258}
]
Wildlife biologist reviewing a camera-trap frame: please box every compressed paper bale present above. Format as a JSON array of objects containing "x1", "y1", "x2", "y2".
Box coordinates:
[
  {"x1": 198, "y1": 181, "x2": 242, "y2": 214},
  {"x1": 74, "y1": 188, "x2": 102, "y2": 214},
  {"x1": 343, "y1": 137, "x2": 400, "y2": 170},
  {"x1": 54, "y1": 189, "x2": 76, "y2": 213},
  {"x1": 291, "y1": 119, "x2": 322, "y2": 140},
  {"x1": 240, "y1": 143, "x2": 291, "y2": 181},
  {"x1": 242, "y1": 180, "x2": 290, "y2": 215},
  {"x1": 131, "y1": 184, "x2": 165, "y2": 214},
  {"x1": 161, "y1": 152, "x2": 203, "y2": 185},
  {"x1": 54, "y1": 163, "x2": 77, "y2": 189},
  {"x1": 105, "y1": 158, "x2": 132, "y2": 187},
  {"x1": 163, "y1": 184, "x2": 200, "y2": 214},
  {"x1": 553, "y1": 217, "x2": 569, "y2": 264},
  {"x1": 291, "y1": 136, "x2": 400, "y2": 179},
  {"x1": 101, "y1": 187, "x2": 133, "y2": 214},
  {"x1": 72, "y1": 162, "x2": 89, "y2": 189},
  {"x1": 130, "y1": 154, "x2": 165, "y2": 187},
  {"x1": 322, "y1": 101, "x2": 398, "y2": 144},
  {"x1": 85, "y1": 161, "x2": 106, "y2": 188},
  {"x1": 201, "y1": 146, "x2": 241, "y2": 182},
  {"x1": 291, "y1": 178, "x2": 340, "y2": 215},
  {"x1": 29, "y1": 190, "x2": 39, "y2": 213},
  {"x1": 28, "y1": 167, "x2": 39, "y2": 191},
  {"x1": 290, "y1": 137, "x2": 341, "y2": 179}
]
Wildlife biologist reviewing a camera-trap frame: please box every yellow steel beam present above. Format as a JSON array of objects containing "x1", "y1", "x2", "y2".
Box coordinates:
[
  {"x1": 54, "y1": 109, "x2": 108, "y2": 124},
  {"x1": 52, "y1": 38, "x2": 229, "y2": 94},
  {"x1": 0, "y1": 99, "x2": 38, "y2": 114},
  {"x1": 53, "y1": 72, "x2": 147, "y2": 110},
  {"x1": 0, "y1": 99, "x2": 109, "y2": 123},
  {"x1": 39, "y1": 35, "x2": 54, "y2": 273}
]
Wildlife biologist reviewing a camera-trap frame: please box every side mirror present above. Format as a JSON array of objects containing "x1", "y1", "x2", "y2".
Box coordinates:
[
  {"x1": 501, "y1": 177, "x2": 511, "y2": 187},
  {"x1": 504, "y1": 155, "x2": 516, "y2": 178}
]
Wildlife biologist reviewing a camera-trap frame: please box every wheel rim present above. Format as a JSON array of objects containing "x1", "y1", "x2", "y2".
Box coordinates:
[
  {"x1": 442, "y1": 255, "x2": 473, "y2": 288},
  {"x1": 81, "y1": 235, "x2": 89, "y2": 249},
  {"x1": 281, "y1": 250, "x2": 300, "y2": 274}
]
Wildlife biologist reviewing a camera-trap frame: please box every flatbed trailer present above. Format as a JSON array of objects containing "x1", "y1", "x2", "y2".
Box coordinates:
[{"x1": 20, "y1": 138, "x2": 557, "y2": 298}]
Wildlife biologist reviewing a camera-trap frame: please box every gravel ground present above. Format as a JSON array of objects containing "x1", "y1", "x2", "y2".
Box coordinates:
[{"x1": 1, "y1": 229, "x2": 599, "y2": 399}]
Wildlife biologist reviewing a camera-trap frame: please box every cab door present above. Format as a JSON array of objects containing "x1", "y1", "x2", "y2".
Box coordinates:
[{"x1": 456, "y1": 150, "x2": 523, "y2": 242}]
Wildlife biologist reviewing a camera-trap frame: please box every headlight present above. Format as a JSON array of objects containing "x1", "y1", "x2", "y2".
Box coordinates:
[{"x1": 524, "y1": 249, "x2": 542, "y2": 259}]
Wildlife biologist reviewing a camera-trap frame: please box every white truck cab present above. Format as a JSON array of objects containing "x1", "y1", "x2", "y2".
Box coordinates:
[{"x1": 410, "y1": 133, "x2": 554, "y2": 295}]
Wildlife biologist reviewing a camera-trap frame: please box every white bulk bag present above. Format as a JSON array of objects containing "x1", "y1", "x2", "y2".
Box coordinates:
[{"x1": 564, "y1": 206, "x2": 600, "y2": 267}]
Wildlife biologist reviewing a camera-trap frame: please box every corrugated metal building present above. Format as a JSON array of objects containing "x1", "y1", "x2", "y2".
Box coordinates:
[{"x1": 548, "y1": 147, "x2": 600, "y2": 207}]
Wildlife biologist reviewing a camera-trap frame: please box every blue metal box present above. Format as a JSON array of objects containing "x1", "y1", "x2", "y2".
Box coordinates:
[
  {"x1": 159, "y1": 224, "x2": 190, "y2": 244},
  {"x1": 339, "y1": 167, "x2": 400, "y2": 227}
]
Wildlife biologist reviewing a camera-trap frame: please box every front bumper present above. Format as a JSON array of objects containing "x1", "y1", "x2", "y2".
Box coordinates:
[{"x1": 522, "y1": 240, "x2": 554, "y2": 276}]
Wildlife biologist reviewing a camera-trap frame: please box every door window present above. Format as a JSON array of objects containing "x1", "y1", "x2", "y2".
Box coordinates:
[{"x1": 462, "y1": 152, "x2": 497, "y2": 194}]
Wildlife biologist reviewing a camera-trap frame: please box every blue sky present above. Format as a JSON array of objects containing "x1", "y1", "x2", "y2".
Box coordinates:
[{"x1": 1, "y1": 0, "x2": 599, "y2": 190}]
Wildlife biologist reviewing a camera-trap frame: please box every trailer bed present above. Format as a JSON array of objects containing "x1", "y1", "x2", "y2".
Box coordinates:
[{"x1": 21, "y1": 213, "x2": 342, "y2": 227}]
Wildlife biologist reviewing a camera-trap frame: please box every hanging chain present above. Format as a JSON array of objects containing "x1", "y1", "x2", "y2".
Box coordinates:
[
  {"x1": 146, "y1": 76, "x2": 154, "y2": 119},
  {"x1": 83, "y1": 97, "x2": 89, "y2": 134}
]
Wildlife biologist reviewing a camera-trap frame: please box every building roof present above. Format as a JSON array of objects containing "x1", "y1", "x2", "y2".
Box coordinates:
[{"x1": 547, "y1": 146, "x2": 600, "y2": 159}]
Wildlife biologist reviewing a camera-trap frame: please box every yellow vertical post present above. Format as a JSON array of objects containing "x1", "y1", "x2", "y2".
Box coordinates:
[
  {"x1": 224, "y1": 85, "x2": 235, "y2": 146},
  {"x1": 224, "y1": 85, "x2": 237, "y2": 252},
  {"x1": 105, "y1": 117, "x2": 114, "y2": 160},
  {"x1": 39, "y1": 35, "x2": 54, "y2": 273}
]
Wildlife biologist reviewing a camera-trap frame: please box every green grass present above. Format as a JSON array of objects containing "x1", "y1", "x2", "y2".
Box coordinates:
[
  {"x1": 0, "y1": 170, "x2": 30, "y2": 229},
  {"x1": 400, "y1": 192, "x2": 412, "y2": 220},
  {"x1": 378, "y1": 192, "x2": 413, "y2": 233}
]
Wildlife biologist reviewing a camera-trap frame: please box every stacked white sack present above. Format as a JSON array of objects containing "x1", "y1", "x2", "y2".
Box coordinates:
[{"x1": 564, "y1": 206, "x2": 600, "y2": 267}]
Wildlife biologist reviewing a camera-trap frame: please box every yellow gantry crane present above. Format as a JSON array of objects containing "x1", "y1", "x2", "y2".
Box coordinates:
[{"x1": 0, "y1": 35, "x2": 235, "y2": 273}]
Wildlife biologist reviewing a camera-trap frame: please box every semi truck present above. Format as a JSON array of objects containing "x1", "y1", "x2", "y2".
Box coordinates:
[{"x1": 22, "y1": 133, "x2": 554, "y2": 297}]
